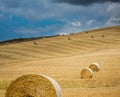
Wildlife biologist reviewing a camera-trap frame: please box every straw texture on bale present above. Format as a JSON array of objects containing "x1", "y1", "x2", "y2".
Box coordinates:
[
  {"x1": 89, "y1": 63, "x2": 100, "y2": 72},
  {"x1": 81, "y1": 68, "x2": 93, "y2": 79},
  {"x1": 5, "y1": 74, "x2": 62, "y2": 97}
]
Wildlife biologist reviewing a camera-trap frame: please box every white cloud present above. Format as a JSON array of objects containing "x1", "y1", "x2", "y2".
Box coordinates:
[
  {"x1": 58, "y1": 32, "x2": 69, "y2": 35},
  {"x1": 57, "y1": 26, "x2": 82, "y2": 34},
  {"x1": 105, "y1": 3, "x2": 120, "y2": 26},
  {"x1": 86, "y1": 19, "x2": 95, "y2": 25},
  {"x1": 105, "y1": 17, "x2": 120, "y2": 26},
  {"x1": 71, "y1": 22, "x2": 81, "y2": 27},
  {"x1": 56, "y1": 23, "x2": 82, "y2": 34},
  {"x1": 107, "y1": 3, "x2": 120, "y2": 18}
]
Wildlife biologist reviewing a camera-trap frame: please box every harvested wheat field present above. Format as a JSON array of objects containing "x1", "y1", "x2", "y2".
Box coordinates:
[{"x1": 0, "y1": 26, "x2": 120, "y2": 97}]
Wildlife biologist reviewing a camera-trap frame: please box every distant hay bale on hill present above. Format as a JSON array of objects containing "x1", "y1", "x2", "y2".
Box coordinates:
[
  {"x1": 81, "y1": 68, "x2": 93, "y2": 79},
  {"x1": 68, "y1": 37, "x2": 71, "y2": 40},
  {"x1": 91, "y1": 36, "x2": 94, "y2": 38},
  {"x1": 5, "y1": 74, "x2": 62, "y2": 97},
  {"x1": 89, "y1": 63, "x2": 100, "y2": 72},
  {"x1": 101, "y1": 35, "x2": 105, "y2": 37},
  {"x1": 34, "y1": 42, "x2": 39, "y2": 45}
]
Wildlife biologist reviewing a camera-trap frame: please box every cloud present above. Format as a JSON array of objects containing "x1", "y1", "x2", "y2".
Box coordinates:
[
  {"x1": 56, "y1": 21, "x2": 82, "y2": 34},
  {"x1": 86, "y1": 20, "x2": 95, "y2": 25},
  {"x1": 0, "y1": 0, "x2": 51, "y2": 20},
  {"x1": 0, "y1": 0, "x2": 21, "y2": 8},
  {"x1": 52, "y1": 0, "x2": 120, "y2": 6},
  {"x1": 58, "y1": 32, "x2": 69, "y2": 35},
  {"x1": 0, "y1": 0, "x2": 110, "y2": 21},
  {"x1": 57, "y1": 26, "x2": 82, "y2": 34},
  {"x1": 71, "y1": 22, "x2": 81, "y2": 27},
  {"x1": 107, "y1": 3, "x2": 120, "y2": 18},
  {"x1": 105, "y1": 17, "x2": 120, "y2": 26},
  {"x1": 0, "y1": 0, "x2": 83, "y2": 20},
  {"x1": 105, "y1": 3, "x2": 120, "y2": 26}
]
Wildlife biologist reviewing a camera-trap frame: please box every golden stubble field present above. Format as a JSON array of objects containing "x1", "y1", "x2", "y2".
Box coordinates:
[{"x1": 0, "y1": 26, "x2": 120, "y2": 97}]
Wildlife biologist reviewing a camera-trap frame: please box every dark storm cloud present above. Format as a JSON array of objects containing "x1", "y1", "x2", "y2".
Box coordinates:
[
  {"x1": 52, "y1": 0, "x2": 120, "y2": 5},
  {"x1": 0, "y1": 0, "x2": 21, "y2": 8}
]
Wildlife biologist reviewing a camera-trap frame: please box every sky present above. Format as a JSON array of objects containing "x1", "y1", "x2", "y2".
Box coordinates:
[{"x1": 0, "y1": 0, "x2": 120, "y2": 41}]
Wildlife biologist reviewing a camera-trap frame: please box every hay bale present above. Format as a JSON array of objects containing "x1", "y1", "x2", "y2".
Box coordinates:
[
  {"x1": 34, "y1": 42, "x2": 38, "y2": 45},
  {"x1": 81, "y1": 68, "x2": 93, "y2": 79},
  {"x1": 101, "y1": 35, "x2": 105, "y2": 37},
  {"x1": 91, "y1": 36, "x2": 94, "y2": 38},
  {"x1": 68, "y1": 37, "x2": 71, "y2": 40},
  {"x1": 89, "y1": 63, "x2": 100, "y2": 72},
  {"x1": 5, "y1": 74, "x2": 62, "y2": 97}
]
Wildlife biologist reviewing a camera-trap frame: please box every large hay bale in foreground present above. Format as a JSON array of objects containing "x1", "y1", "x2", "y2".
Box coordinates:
[
  {"x1": 5, "y1": 74, "x2": 62, "y2": 97},
  {"x1": 81, "y1": 68, "x2": 93, "y2": 79},
  {"x1": 89, "y1": 63, "x2": 100, "y2": 72}
]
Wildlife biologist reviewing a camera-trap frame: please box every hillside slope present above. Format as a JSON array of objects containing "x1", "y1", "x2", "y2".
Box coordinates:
[{"x1": 0, "y1": 26, "x2": 120, "y2": 65}]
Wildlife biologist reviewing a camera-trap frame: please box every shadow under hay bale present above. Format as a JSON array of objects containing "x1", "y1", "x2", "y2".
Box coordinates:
[
  {"x1": 5, "y1": 74, "x2": 62, "y2": 97},
  {"x1": 81, "y1": 68, "x2": 93, "y2": 79},
  {"x1": 89, "y1": 63, "x2": 100, "y2": 72}
]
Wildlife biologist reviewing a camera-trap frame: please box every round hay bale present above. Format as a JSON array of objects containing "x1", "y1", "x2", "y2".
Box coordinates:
[
  {"x1": 91, "y1": 36, "x2": 94, "y2": 38},
  {"x1": 68, "y1": 37, "x2": 71, "y2": 40},
  {"x1": 81, "y1": 68, "x2": 93, "y2": 79},
  {"x1": 101, "y1": 35, "x2": 105, "y2": 37},
  {"x1": 5, "y1": 74, "x2": 62, "y2": 97},
  {"x1": 89, "y1": 63, "x2": 100, "y2": 72},
  {"x1": 34, "y1": 42, "x2": 38, "y2": 45}
]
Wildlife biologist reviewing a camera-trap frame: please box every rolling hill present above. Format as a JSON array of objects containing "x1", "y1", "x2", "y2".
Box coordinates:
[{"x1": 0, "y1": 26, "x2": 120, "y2": 97}]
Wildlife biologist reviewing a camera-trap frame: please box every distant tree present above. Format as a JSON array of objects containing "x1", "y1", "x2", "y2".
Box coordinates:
[
  {"x1": 70, "y1": 33, "x2": 74, "y2": 35},
  {"x1": 19, "y1": 37, "x2": 22, "y2": 40},
  {"x1": 57, "y1": 34, "x2": 59, "y2": 36}
]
